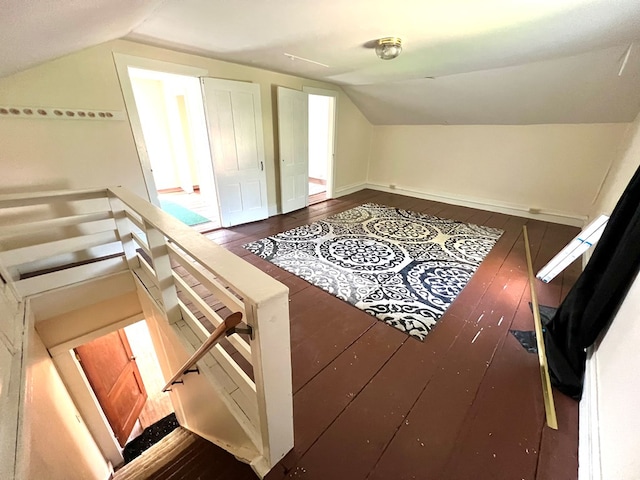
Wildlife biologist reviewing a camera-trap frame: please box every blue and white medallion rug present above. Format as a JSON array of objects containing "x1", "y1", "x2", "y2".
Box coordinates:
[{"x1": 243, "y1": 203, "x2": 503, "y2": 340}]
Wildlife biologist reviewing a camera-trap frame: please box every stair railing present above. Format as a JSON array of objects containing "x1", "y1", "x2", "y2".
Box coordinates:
[
  {"x1": 0, "y1": 186, "x2": 293, "y2": 478},
  {"x1": 162, "y1": 311, "x2": 243, "y2": 392}
]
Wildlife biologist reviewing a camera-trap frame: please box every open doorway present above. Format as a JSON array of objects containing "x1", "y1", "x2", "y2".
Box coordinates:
[
  {"x1": 127, "y1": 67, "x2": 221, "y2": 232},
  {"x1": 116, "y1": 54, "x2": 271, "y2": 229},
  {"x1": 74, "y1": 320, "x2": 176, "y2": 463},
  {"x1": 305, "y1": 88, "x2": 337, "y2": 205}
]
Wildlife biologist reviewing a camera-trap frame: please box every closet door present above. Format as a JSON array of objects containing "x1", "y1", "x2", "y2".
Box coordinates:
[
  {"x1": 201, "y1": 78, "x2": 268, "y2": 227},
  {"x1": 277, "y1": 86, "x2": 309, "y2": 214}
]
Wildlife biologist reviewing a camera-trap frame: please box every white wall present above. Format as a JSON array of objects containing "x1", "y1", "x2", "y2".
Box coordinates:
[
  {"x1": 589, "y1": 272, "x2": 640, "y2": 479},
  {"x1": 0, "y1": 39, "x2": 372, "y2": 208},
  {"x1": 368, "y1": 124, "x2": 628, "y2": 222},
  {"x1": 0, "y1": 45, "x2": 147, "y2": 198},
  {"x1": 590, "y1": 114, "x2": 640, "y2": 219},
  {"x1": 580, "y1": 112, "x2": 640, "y2": 480},
  {"x1": 24, "y1": 329, "x2": 109, "y2": 480}
]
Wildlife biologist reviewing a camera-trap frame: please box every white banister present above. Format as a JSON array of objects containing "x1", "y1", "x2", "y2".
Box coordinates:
[
  {"x1": 144, "y1": 221, "x2": 182, "y2": 324},
  {"x1": 107, "y1": 194, "x2": 141, "y2": 272},
  {"x1": 0, "y1": 186, "x2": 293, "y2": 478}
]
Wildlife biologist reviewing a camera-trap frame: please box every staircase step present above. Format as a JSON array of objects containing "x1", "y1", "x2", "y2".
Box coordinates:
[
  {"x1": 113, "y1": 428, "x2": 196, "y2": 480},
  {"x1": 113, "y1": 426, "x2": 256, "y2": 480}
]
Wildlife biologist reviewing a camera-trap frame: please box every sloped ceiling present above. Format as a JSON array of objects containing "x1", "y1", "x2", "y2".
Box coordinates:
[
  {"x1": 2, "y1": 0, "x2": 640, "y2": 124},
  {"x1": 0, "y1": 0, "x2": 165, "y2": 78}
]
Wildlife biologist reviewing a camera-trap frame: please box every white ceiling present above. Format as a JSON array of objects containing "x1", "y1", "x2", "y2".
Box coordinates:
[{"x1": 2, "y1": 0, "x2": 640, "y2": 124}]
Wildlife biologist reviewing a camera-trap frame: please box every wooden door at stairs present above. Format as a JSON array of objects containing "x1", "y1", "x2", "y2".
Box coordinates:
[{"x1": 75, "y1": 329, "x2": 148, "y2": 447}]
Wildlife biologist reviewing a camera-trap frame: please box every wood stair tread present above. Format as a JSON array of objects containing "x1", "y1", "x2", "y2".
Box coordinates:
[
  {"x1": 113, "y1": 428, "x2": 197, "y2": 480},
  {"x1": 113, "y1": 427, "x2": 255, "y2": 480}
]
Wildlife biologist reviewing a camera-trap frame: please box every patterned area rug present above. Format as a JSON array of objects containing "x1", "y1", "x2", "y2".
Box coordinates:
[{"x1": 244, "y1": 204, "x2": 503, "y2": 340}]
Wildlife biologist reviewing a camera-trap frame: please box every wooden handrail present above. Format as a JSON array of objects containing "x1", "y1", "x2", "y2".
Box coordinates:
[{"x1": 163, "y1": 311, "x2": 243, "y2": 392}]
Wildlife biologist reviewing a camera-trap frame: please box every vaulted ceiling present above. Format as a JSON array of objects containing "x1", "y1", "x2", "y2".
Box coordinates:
[{"x1": 2, "y1": 0, "x2": 640, "y2": 124}]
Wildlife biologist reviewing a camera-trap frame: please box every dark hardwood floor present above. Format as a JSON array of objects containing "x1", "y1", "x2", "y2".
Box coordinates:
[{"x1": 182, "y1": 189, "x2": 580, "y2": 480}]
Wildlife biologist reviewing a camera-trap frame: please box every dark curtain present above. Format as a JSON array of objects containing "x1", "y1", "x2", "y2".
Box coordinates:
[{"x1": 545, "y1": 164, "x2": 640, "y2": 399}]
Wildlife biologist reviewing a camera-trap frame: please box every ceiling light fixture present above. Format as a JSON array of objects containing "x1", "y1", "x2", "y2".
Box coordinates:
[{"x1": 375, "y1": 37, "x2": 403, "y2": 60}]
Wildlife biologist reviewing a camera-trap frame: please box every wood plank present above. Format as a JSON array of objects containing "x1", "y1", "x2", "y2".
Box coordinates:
[
  {"x1": 0, "y1": 188, "x2": 107, "y2": 207},
  {"x1": 524, "y1": 225, "x2": 558, "y2": 429},
  {"x1": 159, "y1": 189, "x2": 580, "y2": 479},
  {"x1": 174, "y1": 273, "x2": 251, "y2": 363},
  {"x1": 288, "y1": 322, "x2": 406, "y2": 460},
  {"x1": 15, "y1": 256, "x2": 128, "y2": 297},
  {"x1": 131, "y1": 231, "x2": 151, "y2": 257},
  {"x1": 145, "y1": 223, "x2": 182, "y2": 323},
  {"x1": 285, "y1": 212, "x2": 542, "y2": 479},
  {"x1": 363, "y1": 222, "x2": 547, "y2": 480},
  {"x1": 0, "y1": 211, "x2": 113, "y2": 238},
  {"x1": 536, "y1": 389, "x2": 579, "y2": 479},
  {"x1": 111, "y1": 186, "x2": 289, "y2": 309},
  {"x1": 167, "y1": 243, "x2": 246, "y2": 315},
  {"x1": 1, "y1": 230, "x2": 119, "y2": 267}
]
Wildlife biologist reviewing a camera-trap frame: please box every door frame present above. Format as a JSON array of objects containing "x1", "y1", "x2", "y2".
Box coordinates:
[
  {"x1": 113, "y1": 54, "x2": 209, "y2": 207},
  {"x1": 49, "y1": 312, "x2": 145, "y2": 467},
  {"x1": 302, "y1": 86, "x2": 338, "y2": 200}
]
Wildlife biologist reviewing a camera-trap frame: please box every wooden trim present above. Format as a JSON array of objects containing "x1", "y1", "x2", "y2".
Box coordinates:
[
  {"x1": 0, "y1": 230, "x2": 119, "y2": 268},
  {"x1": 112, "y1": 53, "x2": 209, "y2": 207},
  {"x1": 124, "y1": 210, "x2": 145, "y2": 233},
  {"x1": 248, "y1": 292, "x2": 293, "y2": 466},
  {"x1": 179, "y1": 305, "x2": 259, "y2": 427},
  {"x1": 109, "y1": 185, "x2": 289, "y2": 308},
  {"x1": 303, "y1": 86, "x2": 338, "y2": 199},
  {"x1": 14, "y1": 256, "x2": 128, "y2": 297},
  {"x1": 334, "y1": 182, "x2": 367, "y2": 198},
  {"x1": 173, "y1": 273, "x2": 251, "y2": 362},
  {"x1": 366, "y1": 182, "x2": 586, "y2": 227},
  {"x1": 144, "y1": 222, "x2": 182, "y2": 324},
  {"x1": 523, "y1": 225, "x2": 558, "y2": 430},
  {"x1": 180, "y1": 303, "x2": 257, "y2": 401},
  {"x1": 48, "y1": 313, "x2": 145, "y2": 356},
  {"x1": 131, "y1": 231, "x2": 150, "y2": 258},
  {"x1": 579, "y1": 346, "x2": 602, "y2": 480},
  {"x1": 108, "y1": 195, "x2": 140, "y2": 272},
  {"x1": 157, "y1": 186, "x2": 201, "y2": 194},
  {"x1": 0, "y1": 188, "x2": 108, "y2": 208},
  {"x1": 167, "y1": 243, "x2": 245, "y2": 315},
  {"x1": 0, "y1": 212, "x2": 113, "y2": 238}
]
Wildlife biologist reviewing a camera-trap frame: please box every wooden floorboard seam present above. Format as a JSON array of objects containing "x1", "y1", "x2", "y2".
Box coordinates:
[{"x1": 186, "y1": 190, "x2": 579, "y2": 480}]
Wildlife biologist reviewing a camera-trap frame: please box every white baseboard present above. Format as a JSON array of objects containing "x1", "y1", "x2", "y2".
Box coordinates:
[
  {"x1": 579, "y1": 347, "x2": 602, "y2": 480},
  {"x1": 364, "y1": 182, "x2": 586, "y2": 227},
  {"x1": 333, "y1": 182, "x2": 367, "y2": 198}
]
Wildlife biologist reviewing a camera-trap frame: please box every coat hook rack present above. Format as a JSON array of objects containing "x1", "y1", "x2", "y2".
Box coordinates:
[{"x1": 0, "y1": 105, "x2": 125, "y2": 121}]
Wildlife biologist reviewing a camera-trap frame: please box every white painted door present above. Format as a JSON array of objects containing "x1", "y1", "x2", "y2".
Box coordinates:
[
  {"x1": 201, "y1": 78, "x2": 269, "y2": 227},
  {"x1": 277, "y1": 87, "x2": 309, "y2": 214}
]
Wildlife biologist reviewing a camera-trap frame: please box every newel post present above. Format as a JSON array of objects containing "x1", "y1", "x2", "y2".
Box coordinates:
[{"x1": 248, "y1": 288, "x2": 293, "y2": 468}]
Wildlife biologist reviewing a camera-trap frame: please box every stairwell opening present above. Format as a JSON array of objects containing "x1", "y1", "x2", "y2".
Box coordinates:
[{"x1": 73, "y1": 319, "x2": 177, "y2": 464}]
